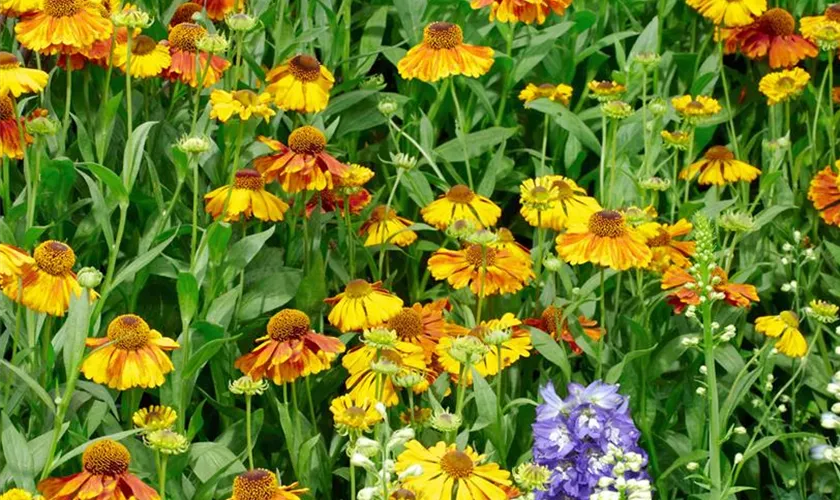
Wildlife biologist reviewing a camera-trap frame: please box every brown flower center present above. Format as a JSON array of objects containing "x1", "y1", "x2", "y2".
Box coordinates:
[
  {"x1": 423, "y1": 22, "x2": 463, "y2": 50},
  {"x1": 553, "y1": 180, "x2": 575, "y2": 200},
  {"x1": 686, "y1": 100, "x2": 705, "y2": 111},
  {"x1": 540, "y1": 305, "x2": 562, "y2": 335},
  {"x1": 776, "y1": 76, "x2": 795, "y2": 91},
  {"x1": 704, "y1": 145, "x2": 735, "y2": 161},
  {"x1": 0, "y1": 52, "x2": 20, "y2": 70},
  {"x1": 587, "y1": 210, "x2": 626, "y2": 238},
  {"x1": 392, "y1": 489, "x2": 417, "y2": 500},
  {"x1": 344, "y1": 405, "x2": 367, "y2": 419},
  {"x1": 369, "y1": 205, "x2": 396, "y2": 222},
  {"x1": 445, "y1": 184, "x2": 475, "y2": 204},
  {"x1": 596, "y1": 81, "x2": 617, "y2": 91},
  {"x1": 169, "y1": 23, "x2": 207, "y2": 52},
  {"x1": 233, "y1": 89, "x2": 259, "y2": 107},
  {"x1": 440, "y1": 450, "x2": 474, "y2": 479},
  {"x1": 288, "y1": 55, "x2": 321, "y2": 82},
  {"x1": 827, "y1": 4, "x2": 840, "y2": 22},
  {"x1": 170, "y1": 2, "x2": 202, "y2": 27},
  {"x1": 43, "y1": 0, "x2": 83, "y2": 17},
  {"x1": 82, "y1": 440, "x2": 131, "y2": 476},
  {"x1": 233, "y1": 169, "x2": 265, "y2": 190},
  {"x1": 132, "y1": 35, "x2": 158, "y2": 56},
  {"x1": 267, "y1": 309, "x2": 311, "y2": 341},
  {"x1": 780, "y1": 310, "x2": 799, "y2": 329},
  {"x1": 465, "y1": 244, "x2": 497, "y2": 268},
  {"x1": 33, "y1": 240, "x2": 76, "y2": 275},
  {"x1": 232, "y1": 469, "x2": 278, "y2": 500},
  {"x1": 387, "y1": 308, "x2": 424, "y2": 341},
  {"x1": 344, "y1": 279, "x2": 373, "y2": 298},
  {"x1": 646, "y1": 228, "x2": 672, "y2": 247},
  {"x1": 759, "y1": 8, "x2": 795, "y2": 36},
  {"x1": 107, "y1": 314, "x2": 152, "y2": 350},
  {"x1": 0, "y1": 96, "x2": 14, "y2": 121},
  {"x1": 288, "y1": 125, "x2": 326, "y2": 155}
]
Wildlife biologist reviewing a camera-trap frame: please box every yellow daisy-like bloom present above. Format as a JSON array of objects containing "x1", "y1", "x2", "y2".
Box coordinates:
[
  {"x1": 428, "y1": 243, "x2": 534, "y2": 297},
  {"x1": 421, "y1": 184, "x2": 501, "y2": 230},
  {"x1": 800, "y1": 5, "x2": 840, "y2": 43},
  {"x1": 438, "y1": 313, "x2": 532, "y2": 384},
  {"x1": 0, "y1": 52, "x2": 49, "y2": 97},
  {"x1": 0, "y1": 0, "x2": 39, "y2": 17},
  {"x1": 113, "y1": 35, "x2": 171, "y2": 79},
  {"x1": 671, "y1": 95, "x2": 722, "y2": 120},
  {"x1": 360, "y1": 206, "x2": 418, "y2": 247},
  {"x1": 387, "y1": 299, "x2": 449, "y2": 365},
  {"x1": 210, "y1": 89, "x2": 275, "y2": 123},
  {"x1": 227, "y1": 469, "x2": 308, "y2": 500},
  {"x1": 686, "y1": 0, "x2": 766, "y2": 27},
  {"x1": 265, "y1": 54, "x2": 335, "y2": 113},
  {"x1": 132, "y1": 405, "x2": 178, "y2": 432},
  {"x1": 0, "y1": 244, "x2": 34, "y2": 285},
  {"x1": 343, "y1": 341, "x2": 426, "y2": 406},
  {"x1": 470, "y1": 0, "x2": 572, "y2": 25},
  {"x1": 15, "y1": 0, "x2": 113, "y2": 55},
  {"x1": 342, "y1": 164, "x2": 375, "y2": 188},
  {"x1": 1, "y1": 240, "x2": 91, "y2": 317},
  {"x1": 395, "y1": 441, "x2": 512, "y2": 500},
  {"x1": 587, "y1": 80, "x2": 626, "y2": 101},
  {"x1": 755, "y1": 311, "x2": 807, "y2": 358},
  {"x1": 254, "y1": 126, "x2": 349, "y2": 194},
  {"x1": 81, "y1": 314, "x2": 180, "y2": 390},
  {"x1": 324, "y1": 279, "x2": 404, "y2": 332},
  {"x1": 397, "y1": 22, "x2": 495, "y2": 82},
  {"x1": 330, "y1": 393, "x2": 383, "y2": 435},
  {"x1": 0, "y1": 489, "x2": 32, "y2": 500},
  {"x1": 637, "y1": 219, "x2": 696, "y2": 272},
  {"x1": 519, "y1": 176, "x2": 601, "y2": 231},
  {"x1": 556, "y1": 210, "x2": 653, "y2": 271},
  {"x1": 661, "y1": 130, "x2": 692, "y2": 150},
  {"x1": 758, "y1": 67, "x2": 810, "y2": 105},
  {"x1": 681, "y1": 145, "x2": 761, "y2": 185},
  {"x1": 204, "y1": 169, "x2": 289, "y2": 222},
  {"x1": 519, "y1": 83, "x2": 573, "y2": 105}
]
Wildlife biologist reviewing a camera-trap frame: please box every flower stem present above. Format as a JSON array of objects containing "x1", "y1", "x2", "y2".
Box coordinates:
[
  {"x1": 539, "y1": 113, "x2": 550, "y2": 175},
  {"x1": 245, "y1": 394, "x2": 254, "y2": 469},
  {"x1": 599, "y1": 111, "x2": 607, "y2": 205},
  {"x1": 702, "y1": 298, "x2": 722, "y2": 497},
  {"x1": 59, "y1": 58, "x2": 73, "y2": 156},
  {"x1": 344, "y1": 195, "x2": 356, "y2": 278},
  {"x1": 717, "y1": 34, "x2": 740, "y2": 158},
  {"x1": 190, "y1": 155, "x2": 200, "y2": 269},
  {"x1": 449, "y1": 79, "x2": 473, "y2": 189},
  {"x1": 158, "y1": 453, "x2": 168, "y2": 500},
  {"x1": 830, "y1": 49, "x2": 836, "y2": 164},
  {"x1": 26, "y1": 138, "x2": 42, "y2": 229},
  {"x1": 305, "y1": 376, "x2": 317, "y2": 427},
  {"x1": 378, "y1": 169, "x2": 404, "y2": 279}
]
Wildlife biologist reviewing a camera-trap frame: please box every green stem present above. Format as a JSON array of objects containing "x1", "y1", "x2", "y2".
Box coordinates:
[
  {"x1": 702, "y1": 299, "x2": 722, "y2": 497},
  {"x1": 599, "y1": 111, "x2": 607, "y2": 205},
  {"x1": 125, "y1": 30, "x2": 134, "y2": 177},
  {"x1": 190, "y1": 154, "x2": 200, "y2": 269},
  {"x1": 449, "y1": 79, "x2": 473, "y2": 189},
  {"x1": 342, "y1": 0, "x2": 352, "y2": 79},
  {"x1": 59, "y1": 58, "x2": 73, "y2": 156},
  {"x1": 608, "y1": 117, "x2": 618, "y2": 208},
  {"x1": 92, "y1": 203, "x2": 128, "y2": 318},
  {"x1": 830, "y1": 49, "x2": 836, "y2": 164},
  {"x1": 539, "y1": 113, "x2": 550, "y2": 175},
  {"x1": 233, "y1": 32, "x2": 245, "y2": 88},
  {"x1": 158, "y1": 453, "x2": 168, "y2": 500},
  {"x1": 305, "y1": 376, "x2": 317, "y2": 427},
  {"x1": 597, "y1": 267, "x2": 605, "y2": 379},
  {"x1": 717, "y1": 35, "x2": 740, "y2": 158},
  {"x1": 1, "y1": 157, "x2": 9, "y2": 217},
  {"x1": 344, "y1": 195, "x2": 356, "y2": 278},
  {"x1": 387, "y1": 118, "x2": 446, "y2": 183},
  {"x1": 641, "y1": 70, "x2": 650, "y2": 177},
  {"x1": 246, "y1": 394, "x2": 254, "y2": 469},
  {"x1": 350, "y1": 463, "x2": 356, "y2": 500},
  {"x1": 670, "y1": 151, "x2": 679, "y2": 221},
  {"x1": 813, "y1": 58, "x2": 830, "y2": 170},
  {"x1": 494, "y1": 25, "x2": 515, "y2": 126}
]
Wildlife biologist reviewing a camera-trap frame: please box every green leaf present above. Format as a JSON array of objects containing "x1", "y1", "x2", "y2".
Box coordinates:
[
  {"x1": 111, "y1": 232, "x2": 175, "y2": 291},
  {"x1": 78, "y1": 163, "x2": 129, "y2": 206},
  {"x1": 2, "y1": 413, "x2": 35, "y2": 489},
  {"x1": 355, "y1": 7, "x2": 388, "y2": 77},
  {"x1": 434, "y1": 127, "x2": 516, "y2": 163},
  {"x1": 54, "y1": 289, "x2": 93, "y2": 379},
  {"x1": 123, "y1": 121, "x2": 158, "y2": 192},
  {"x1": 604, "y1": 343, "x2": 658, "y2": 384},
  {"x1": 528, "y1": 327, "x2": 571, "y2": 381},
  {"x1": 77, "y1": 171, "x2": 115, "y2": 247},
  {"x1": 177, "y1": 272, "x2": 200, "y2": 328},
  {"x1": 95, "y1": 91, "x2": 123, "y2": 162},
  {"x1": 0, "y1": 360, "x2": 55, "y2": 414},
  {"x1": 239, "y1": 267, "x2": 303, "y2": 321},
  {"x1": 627, "y1": 17, "x2": 659, "y2": 66},
  {"x1": 227, "y1": 226, "x2": 275, "y2": 270},
  {"x1": 526, "y1": 99, "x2": 601, "y2": 153},
  {"x1": 184, "y1": 335, "x2": 241, "y2": 381},
  {"x1": 189, "y1": 442, "x2": 246, "y2": 483}
]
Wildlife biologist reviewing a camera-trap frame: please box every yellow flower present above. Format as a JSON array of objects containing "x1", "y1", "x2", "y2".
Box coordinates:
[
  {"x1": 470, "y1": 0, "x2": 572, "y2": 25},
  {"x1": 661, "y1": 130, "x2": 692, "y2": 150},
  {"x1": 636, "y1": 219, "x2": 696, "y2": 272},
  {"x1": 15, "y1": 0, "x2": 113, "y2": 55},
  {"x1": 556, "y1": 210, "x2": 652, "y2": 271},
  {"x1": 113, "y1": 35, "x2": 171, "y2": 78},
  {"x1": 428, "y1": 242, "x2": 533, "y2": 297},
  {"x1": 254, "y1": 126, "x2": 350, "y2": 193},
  {"x1": 0, "y1": 52, "x2": 49, "y2": 97},
  {"x1": 519, "y1": 176, "x2": 601, "y2": 230},
  {"x1": 398, "y1": 22, "x2": 494, "y2": 82},
  {"x1": 801, "y1": 6, "x2": 840, "y2": 48},
  {"x1": 133, "y1": 405, "x2": 178, "y2": 432},
  {"x1": 81, "y1": 314, "x2": 180, "y2": 390},
  {"x1": 758, "y1": 67, "x2": 810, "y2": 105},
  {"x1": 0, "y1": 489, "x2": 32, "y2": 500},
  {"x1": 227, "y1": 469, "x2": 307, "y2": 500},
  {"x1": 421, "y1": 184, "x2": 501, "y2": 230},
  {"x1": 343, "y1": 342, "x2": 426, "y2": 406},
  {"x1": 342, "y1": 164, "x2": 375, "y2": 187},
  {"x1": 395, "y1": 441, "x2": 512, "y2": 499},
  {"x1": 330, "y1": 393, "x2": 383, "y2": 435},
  {"x1": 587, "y1": 80, "x2": 625, "y2": 101},
  {"x1": 672, "y1": 95, "x2": 722, "y2": 122},
  {"x1": 519, "y1": 83, "x2": 573, "y2": 105},
  {"x1": 755, "y1": 311, "x2": 807, "y2": 358},
  {"x1": 360, "y1": 206, "x2": 418, "y2": 247},
  {"x1": 265, "y1": 54, "x2": 335, "y2": 113},
  {"x1": 681, "y1": 145, "x2": 761, "y2": 185},
  {"x1": 210, "y1": 89, "x2": 275, "y2": 123},
  {"x1": 204, "y1": 169, "x2": 289, "y2": 222},
  {"x1": 0, "y1": 0, "x2": 39, "y2": 17},
  {"x1": 324, "y1": 279, "x2": 404, "y2": 332},
  {"x1": 685, "y1": 0, "x2": 766, "y2": 27}
]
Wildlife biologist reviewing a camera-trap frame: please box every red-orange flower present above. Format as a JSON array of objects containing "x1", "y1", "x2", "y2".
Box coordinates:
[
  {"x1": 661, "y1": 265, "x2": 759, "y2": 314},
  {"x1": 386, "y1": 299, "x2": 449, "y2": 364},
  {"x1": 196, "y1": 0, "x2": 243, "y2": 20},
  {"x1": 254, "y1": 126, "x2": 349, "y2": 193},
  {"x1": 809, "y1": 163, "x2": 840, "y2": 226},
  {"x1": 163, "y1": 23, "x2": 230, "y2": 88},
  {"x1": 727, "y1": 8, "x2": 817, "y2": 68},
  {"x1": 637, "y1": 219, "x2": 696, "y2": 272},
  {"x1": 0, "y1": 94, "x2": 31, "y2": 160},
  {"x1": 523, "y1": 305, "x2": 603, "y2": 354}
]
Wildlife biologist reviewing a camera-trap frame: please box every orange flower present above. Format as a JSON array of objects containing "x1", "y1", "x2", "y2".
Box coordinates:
[
  {"x1": 0, "y1": 94, "x2": 31, "y2": 160},
  {"x1": 727, "y1": 8, "x2": 817, "y2": 68},
  {"x1": 523, "y1": 305, "x2": 603, "y2": 354},
  {"x1": 169, "y1": 2, "x2": 202, "y2": 28},
  {"x1": 556, "y1": 210, "x2": 652, "y2": 271},
  {"x1": 397, "y1": 22, "x2": 494, "y2": 82},
  {"x1": 637, "y1": 219, "x2": 696, "y2": 271},
  {"x1": 196, "y1": 0, "x2": 243, "y2": 20},
  {"x1": 163, "y1": 23, "x2": 230, "y2": 88},
  {"x1": 386, "y1": 299, "x2": 449, "y2": 364},
  {"x1": 38, "y1": 440, "x2": 160, "y2": 500},
  {"x1": 661, "y1": 265, "x2": 759, "y2": 314},
  {"x1": 305, "y1": 187, "x2": 371, "y2": 216},
  {"x1": 428, "y1": 243, "x2": 533, "y2": 296},
  {"x1": 809, "y1": 163, "x2": 840, "y2": 226},
  {"x1": 470, "y1": 0, "x2": 571, "y2": 24},
  {"x1": 234, "y1": 309, "x2": 345, "y2": 384},
  {"x1": 15, "y1": 0, "x2": 113, "y2": 55},
  {"x1": 254, "y1": 126, "x2": 349, "y2": 193}
]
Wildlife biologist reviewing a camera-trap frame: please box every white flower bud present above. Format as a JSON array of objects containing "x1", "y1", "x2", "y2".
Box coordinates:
[
  {"x1": 734, "y1": 426, "x2": 747, "y2": 435},
  {"x1": 734, "y1": 453, "x2": 744, "y2": 465}
]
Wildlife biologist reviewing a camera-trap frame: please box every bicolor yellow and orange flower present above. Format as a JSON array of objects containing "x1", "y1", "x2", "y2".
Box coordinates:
[
  {"x1": 324, "y1": 279, "x2": 404, "y2": 332},
  {"x1": 397, "y1": 22, "x2": 494, "y2": 82},
  {"x1": 0, "y1": 51, "x2": 49, "y2": 97},
  {"x1": 685, "y1": 0, "x2": 766, "y2": 28},
  {"x1": 524, "y1": 305, "x2": 603, "y2": 354},
  {"x1": 164, "y1": 23, "x2": 230, "y2": 87},
  {"x1": 428, "y1": 242, "x2": 534, "y2": 296},
  {"x1": 637, "y1": 219, "x2": 696, "y2": 272},
  {"x1": 755, "y1": 311, "x2": 807, "y2": 357},
  {"x1": 556, "y1": 210, "x2": 652, "y2": 271},
  {"x1": 470, "y1": 0, "x2": 571, "y2": 24},
  {"x1": 421, "y1": 184, "x2": 501, "y2": 230},
  {"x1": 726, "y1": 8, "x2": 817, "y2": 68},
  {"x1": 169, "y1": 2, "x2": 202, "y2": 28},
  {"x1": 15, "y1": 0, "x2": 113, "y2": 55},
  {"x1": 520, "y1": 176, "x2": 601, "y2": 230},
  {"x1": 204, "y1": 169, "x2": 289, "y2": 222},
  {"x1": 196, "y1": 0, "x2": 243, "y2": 21},
  {"x1": 662, "y1": 265, "x2": 759, "y2": 314},
  {"x1": 360, "y1": 206, "x2": 418, "y2": 247},
  {"x1": 386, "y1": 299, "x2": 449, "y2": 364},
  {"x1": 809, "y1": 163, "x2": 840, "y2": 226},
  {"x1": 266, "y1": 55, "x2": 335, "y2": 113},
  {"x1": 254, "y1": 126, "x2": 349, "y2": 193},
  {"x1": 0, "y1": 0, "x2": 39, "y2": 17},
  {"x1": 227, "y1": 469, "x2": 307, "y2": 500},
  {"x1": 0, "y1": 95, "x2": 31, "y2": 159},
  {"x1": 681, "y1": 146, "x2": 760, "y2": 186}
]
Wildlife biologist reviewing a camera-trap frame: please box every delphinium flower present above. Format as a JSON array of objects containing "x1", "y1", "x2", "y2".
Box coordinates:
[
  {"x1": 227, "y1": 469, "x2": 307, "y2": 500},
  {"x1": 360, "y1": 206, "x2": 418, "y2": 247},
  {"x1": 685, "y1": 0, "x2": 766, "y2": 27},
  {"x1": 519, "y1": 82, "x2": 574, "y2": 104},
  {"x1": 470, "y1": 0, "x2": 571, "y2": 24},
  {"x1": 421, "y1": 184, "x2": 501, "y2": 230},
  {"x1": 234, "y1": 308, "x2": 345, "y2": 384},
  {"x1": 265, "y1": 54, "x2": 335, "y2": 113},
  {"x1": 38, "y1": 440, "x2": 160, "y2": 500},
  {"x1": 531, "y1": 381, "x2": 649, "y2": 499},
  {"x1": 520, "y1": 176, "x2": 601, "y2": 231},
  {"x1": 754, "y1": 311, "x2": 807, "y2": 357},
  {"x1": 726, "y1": 8, "x2": 817, "y2": 68},
  {"x1": 759, "y1": 67, "x2": 810, "y2": 105},
  {"x1": 204, "y1": 169, "x2": 290, "y2": 222},
  {"x1": 556, "y1": 210, "x2": 653, "y2": 271},
  {"x1": 255, "y1": 125, "x2": 350, "y2": 193},
  {"x1": 397, "y1": 22, "x2": 494, "y2": 82},
  {"x1": 325, "y1": 279, "x2": 404, "y2": 332},
  {"x1": 681, "y1": 145, "x2": 761, "y2": 186},
  {"x1": 523, "y1": 305, "x2": 603, "y2": 354},
  {"x1": 428, "y1": 240, "x2": 534, "y2": 296},
  {"x1": 163, "y1": 23, "x2": 230, "y2": 87},
  {"x1": 637, "y1": 219, "x2": 696, "y2": 272},
  {"x1": 661, "y1": 265, "x2": 759, "y2": 313},
  {"x1": 808, "y1": 161, "x2": 840, "y2": 226}
]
